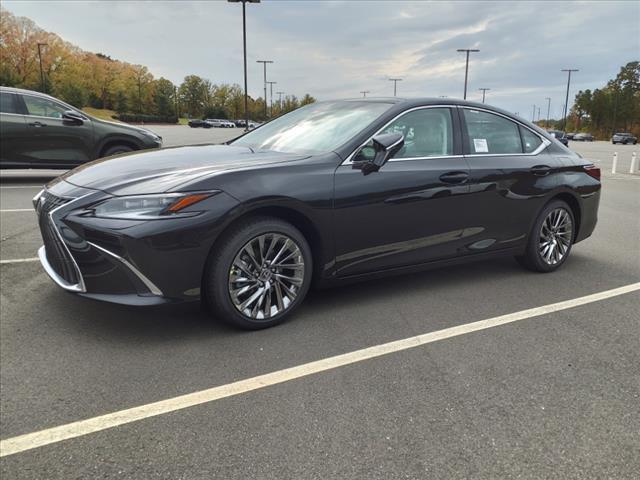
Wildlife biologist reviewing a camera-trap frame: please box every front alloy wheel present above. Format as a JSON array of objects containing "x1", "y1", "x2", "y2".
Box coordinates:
[
  {"x1": 204, "y1": 217, "x2": 312, "y2": 329},
  {"x1": 228, "y1": 233, "x2": 305, "y2": 320}
]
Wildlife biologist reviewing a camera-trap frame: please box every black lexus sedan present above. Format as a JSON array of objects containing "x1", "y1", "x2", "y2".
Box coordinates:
[{"x1": 34, "y1": 98, "x2": 601, "y2": 329}]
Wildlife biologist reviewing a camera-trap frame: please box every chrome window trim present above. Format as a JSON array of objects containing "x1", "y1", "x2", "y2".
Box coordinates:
[
  {"x1": 460, "y1": 106, "x2": 551, "y2": 157},
  {"x1": 341, "y1": 105, "x2": 457, "y2": 165},
  {"x1": 39, "y1": 193, "x2": 92, "y2": 293},
  {"x1": 87, "y1": 241, "x2": 164, "y2": 296}
]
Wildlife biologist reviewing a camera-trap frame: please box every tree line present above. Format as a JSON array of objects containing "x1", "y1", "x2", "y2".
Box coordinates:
[
  {"x1": 535, "y1": 62, "x2": 639, "y2": 138},
  {"x1": 0, "y1": 8, "x2": 315, "y2": 122}
]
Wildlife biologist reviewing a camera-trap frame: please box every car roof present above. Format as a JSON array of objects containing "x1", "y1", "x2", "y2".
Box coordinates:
[{"x1": 0, "y1": 86, "x2": 56, "y2": 101}]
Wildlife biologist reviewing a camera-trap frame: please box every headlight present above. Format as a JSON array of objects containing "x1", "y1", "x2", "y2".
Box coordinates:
[
  {"x1": 140, "y1": 129, "x2": 161, "y2": 142},
  {"x1": 91, "y1": 192, "x2": 217, "y2": 220}
]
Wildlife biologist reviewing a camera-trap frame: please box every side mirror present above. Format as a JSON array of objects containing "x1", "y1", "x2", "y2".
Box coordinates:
[
  {"x1": 62, "y1": 110, "x2": 86, "y2": 124},
  {"x1": 353, "y1": 132, "x2": 404, "y2": 174}
]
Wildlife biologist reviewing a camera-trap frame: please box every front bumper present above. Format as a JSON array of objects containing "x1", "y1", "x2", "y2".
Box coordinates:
[{"x1": 35, "y1": 182, "x2": 240, "y2": 306}]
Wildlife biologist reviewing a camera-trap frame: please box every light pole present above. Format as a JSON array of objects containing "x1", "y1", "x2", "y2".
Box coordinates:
[
  {"x1": 545, "y1": 97, "x2": 551, "y2": 128},
  {"x1": 532, "y1": 104, "x2": 536, "y2": 122},
  {"x1": 478, "y1": 87, "x2": 490, "y2": 103},
  {"x1": 360, "y1": 90, "x2": 370, "y2": 98},
  {"x1": 456, "y1": 48, "x2": 479, "y2": 99},
  {"x1": 276, "y1": 91, "x2": 284, "y2": 113},
  {"x1": 256, "y1": 59, "x2": 273, "y2": 119},
  {"x1": 561, "y1": 68, "x2": 578, "y2": 131},
  {"x1": 389, "y1": 78, "x2": 402, "y2": 96},
  {"x1": 266, "y1": 81, "x2": 277, "y2": 117},
  {"x1": 36, "y1": 42, "x2": 47, "y2": 92},
  {"x1": 228, "y1": 0, "x2": 260, "y2": 131},
  {"x1": 174, "y1": 85, "x2": 179, "y2": 118}
]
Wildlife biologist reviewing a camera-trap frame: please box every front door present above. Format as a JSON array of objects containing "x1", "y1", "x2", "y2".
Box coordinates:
[
  {"x1": 333, "y1": 106, "x2": 478, "y2": 277},
  {"x1": 19, "y1": 94, "x2": 94, "y2": 168}
]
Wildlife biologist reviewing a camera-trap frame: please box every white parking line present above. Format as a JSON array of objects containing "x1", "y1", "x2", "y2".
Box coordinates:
[
  {"x1": 0, "y1": 185, "x2": 42, "y2": 189},
  {"x1": 0, "y1": 257, "x2": 39, "y2": 264},
  {"x1": 0, "y1": 209, "x2": 34, "y2": 213},
  {"x1": 1, "y1": 281, "x2": 638, "y2": 457}
]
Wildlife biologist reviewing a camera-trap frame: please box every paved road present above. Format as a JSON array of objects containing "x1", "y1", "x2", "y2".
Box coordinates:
[{"x1": 1, "y1": 134, "x2": 639, "y2": 478}]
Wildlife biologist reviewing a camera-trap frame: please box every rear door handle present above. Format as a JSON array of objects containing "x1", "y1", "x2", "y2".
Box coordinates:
[
  {"x1": 530, "y1": 165, "x2": 551, "y2": 176},
  {"x1": 439, "y1": 171, "x2": 469, "y2": 184},
  {"x1": 28, "y1": 121, "x2": 47, "y2": 127}
]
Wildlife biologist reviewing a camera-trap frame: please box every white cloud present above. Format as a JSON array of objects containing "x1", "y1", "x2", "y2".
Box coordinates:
[{"x1": 4, "y1": 0, "x2": 639, "y2": 117}]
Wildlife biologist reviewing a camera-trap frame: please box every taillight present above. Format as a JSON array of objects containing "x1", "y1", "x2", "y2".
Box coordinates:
[{"x1": 583, "y1": 164, "x2": 601, "y2": 181}]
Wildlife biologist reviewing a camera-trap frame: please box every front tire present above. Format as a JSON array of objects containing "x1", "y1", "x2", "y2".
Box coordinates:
[
  {"x1": 204, "y1": 217, "x2": 313, "y2": 329},
  {"x1": 516, "y1": 200, "x2": 575, "y2": 273},
  {"x1": 102, "y1": 144, "x2": 134, "y2": 157}
]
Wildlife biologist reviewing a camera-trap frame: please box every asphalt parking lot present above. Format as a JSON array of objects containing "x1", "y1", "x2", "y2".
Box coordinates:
[{"x1": 1, "y1": 131, "x2": 639, "y2": 478}]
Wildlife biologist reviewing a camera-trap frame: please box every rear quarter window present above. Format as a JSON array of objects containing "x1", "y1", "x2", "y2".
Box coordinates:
[{"x1": 0, "y1": 92, "x2": 19, "y2": 114}]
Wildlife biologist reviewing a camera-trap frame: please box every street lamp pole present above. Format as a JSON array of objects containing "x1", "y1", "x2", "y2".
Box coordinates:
[
  {"x1": 276, "y1": 91, "x2": 284, "y2": 112},
  {"x1": 360, "y1": 90, "x2": 370, "y2": 98},
  {"x1": 37, "y1": 42, "x2": 47, "y2": 92},
  {"x1": 545, "y1": 97, "x2": 551, "y2": 128},
  {"x1": 456, "y1": 48, "x2": 479, "y2": 99},
  {"x1": 266, "y1": 81, "x2": 277, "y2": 118},
  {"x1": 228, "y1": 0, "x2": 261, "y2": 131},
  {"x1": 478, "y1": 87, "x2": 490, "y2": 103},
  {"x1": 561, "y1": 68, "x2": 579, "y2": 131},
  {"x1": 389, "y1": 78, "x2": 402, "y2": 96},
  {"x1": 532, "y1": 104, "x2": 536, "y2": 122},
  {"x1": 256, "y1": 59, "x2": 273, "y2": 119}
]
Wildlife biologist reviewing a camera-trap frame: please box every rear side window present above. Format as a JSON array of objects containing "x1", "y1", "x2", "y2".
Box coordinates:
[
  {"x1": 463, "y1": 109, "x2": 523, "y2": 154},
  {"x1": 520, "y1": 126, "x2": 543, "y2": 153},
  {"x1": 0, "y1": 92, "x2": 19, "y2": 114}
]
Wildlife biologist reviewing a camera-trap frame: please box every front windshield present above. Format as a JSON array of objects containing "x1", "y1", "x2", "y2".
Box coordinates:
[{"x1": 230, "y1": 101, "x2": 393, "y2": 154}]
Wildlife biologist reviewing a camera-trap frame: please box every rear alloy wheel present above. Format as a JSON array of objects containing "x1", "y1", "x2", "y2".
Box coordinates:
[
  {"x1": 205, "y1": 217, "x2": 312, "y2": 329},
  {"x1": 516, "y1": 200, "x2": 574, "y2": 273}
]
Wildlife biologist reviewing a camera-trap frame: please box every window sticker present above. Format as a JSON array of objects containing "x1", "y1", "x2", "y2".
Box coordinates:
[{"x1": 473, "y1": 138, "x2": 488, "y2": 153}]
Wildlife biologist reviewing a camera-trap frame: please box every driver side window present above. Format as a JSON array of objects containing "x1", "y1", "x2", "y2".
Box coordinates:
[
  {"x1": 22, "y1": 95, "x2": 68, "y2": 119},
  {"x1": 381, "y1": 108, "x2": 453, "y2": 159}
]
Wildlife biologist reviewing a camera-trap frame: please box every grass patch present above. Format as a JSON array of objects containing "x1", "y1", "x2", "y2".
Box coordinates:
[{"x1": 82, "y1": 107, "x2": 121, "y2": 122}]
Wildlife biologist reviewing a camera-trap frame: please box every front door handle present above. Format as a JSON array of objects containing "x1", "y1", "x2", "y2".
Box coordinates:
[
  {"x1": 439, "y1": 171, "x2": 469, "y2": 184},
  {"x1": 28, "y1": 121, "x2": 47, "y2": 127},
  {"x1": 530, "y1": 165, "x2": 551, "y2": 176}
]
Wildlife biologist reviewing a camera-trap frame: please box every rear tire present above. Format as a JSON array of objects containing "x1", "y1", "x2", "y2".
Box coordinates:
[
  {"x1": 204, "y1": 216, "x2": 313, "y2": 330},
  {"x1": 516, "y1": 200, "x2": 575, "y2": 273},
  {"x1": 102, "y1": 144, "x2": 134, "y2": 157}
]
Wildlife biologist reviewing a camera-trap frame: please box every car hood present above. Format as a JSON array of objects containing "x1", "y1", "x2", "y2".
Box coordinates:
[{"x1": 54, "y1": 144, "x2": 308, "y2": 195}]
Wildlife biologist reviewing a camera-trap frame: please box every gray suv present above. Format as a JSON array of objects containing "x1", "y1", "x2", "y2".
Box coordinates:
[{"x1": 0, "y1": 87, "x2": 162, "y2": 169}]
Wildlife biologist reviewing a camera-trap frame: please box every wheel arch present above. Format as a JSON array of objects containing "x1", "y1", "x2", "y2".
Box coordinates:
[
  {"x1": 203, "y1": 203, "x2": 328, "y2": 288},
  {"x1": 96, "y1": 136, "x2": 141, "y2": 158},
  {"x1": 548, "y1": 191, "x2": 582, "y2": 241}
]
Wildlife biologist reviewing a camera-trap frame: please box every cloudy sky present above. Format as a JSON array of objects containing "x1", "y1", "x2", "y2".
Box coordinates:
[{"x1": 4, "y1": 0, "x2": 639, "y2": 118}]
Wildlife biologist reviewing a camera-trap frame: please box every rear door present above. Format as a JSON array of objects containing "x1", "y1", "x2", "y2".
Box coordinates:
[
  {"x1": 0, "y1": 91, "x2": 28, "y2": 167},
  {"x1": 18, "y1": 94, "x2": 94, "y2": 168},
  {"x1": 459, "y1": 107, "x2": 558, "y2": 252},
  {"x1": 333, "y1": 106, "x2": 477, "y2": 277}
]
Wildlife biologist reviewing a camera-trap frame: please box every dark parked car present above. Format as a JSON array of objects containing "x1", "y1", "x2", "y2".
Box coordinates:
[
  {"x1": 548, "y1": 130, "x2": 569, "y2": 146},
  {"x1": 34, "y1": 98, "x2": 600, "y2": 329},
  {"x1": 565, "y1": 132, "x2": 576, "y2": 140},
  {"x1": 0, "y1": 87, "x2": 162, "y2": 168},
  {"x1": 573, "y1": 133, "x2": 594, "y2": 141},
  {"x1": 612, "y1": 132, "x2": 637, "y2": 144},
  {"x1": 188, "y1": 119, "x2": 205, "y2": 128}
]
